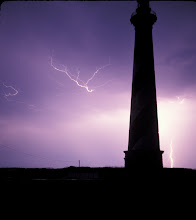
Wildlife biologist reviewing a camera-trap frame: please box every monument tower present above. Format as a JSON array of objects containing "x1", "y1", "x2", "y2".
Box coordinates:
[{"x1": 124, "y1": 0, "x2": 163, "y2": 168}]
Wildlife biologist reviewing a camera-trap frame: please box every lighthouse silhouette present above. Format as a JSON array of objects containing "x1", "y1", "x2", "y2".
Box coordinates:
[{"x1": 124, "y1": 0, "x2": 164, "y2": 169}]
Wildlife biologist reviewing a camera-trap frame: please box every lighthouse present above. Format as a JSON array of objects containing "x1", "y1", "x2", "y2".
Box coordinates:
[{"x1": 124, "y1": 0, "x2": 163, "y2": 168}]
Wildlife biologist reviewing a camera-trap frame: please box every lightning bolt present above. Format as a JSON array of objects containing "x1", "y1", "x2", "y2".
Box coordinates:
[
  {"x1": 2, "y1": 83, "x2": 19, "y2": 99},
  {"x1": 50, "y1": 56, "x2": 111, "y2": 93},
  {"x1": 0, "y1": 81, "x2": 41, "y2": 112},
  {"x1": 168, "y1": 96, "x2": 186, "y2": 168},
  {"x1": 169, "y1": 139, "x2": 174, "y2": 168},
  {"x1": 176, "y1": 96, "x2": 185, "y2": 104}
]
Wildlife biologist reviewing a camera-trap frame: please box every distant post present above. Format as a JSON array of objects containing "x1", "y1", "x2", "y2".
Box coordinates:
[{"x1": 124, "y1": 0, "x2": 163, "y2": 168}]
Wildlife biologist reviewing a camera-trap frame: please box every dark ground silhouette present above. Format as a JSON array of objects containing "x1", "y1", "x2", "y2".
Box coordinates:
[
  {"x1": 1, "y1": 167, "x2": 196, "y2": 186},
  {"x1": 1, "y1": 167, "x2": 196, "y2": 208}
]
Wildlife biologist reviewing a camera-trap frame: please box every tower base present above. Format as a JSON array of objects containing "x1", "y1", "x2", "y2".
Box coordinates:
[{"x1": 124, "y1": 149, "x2": 163, "y2": 169}]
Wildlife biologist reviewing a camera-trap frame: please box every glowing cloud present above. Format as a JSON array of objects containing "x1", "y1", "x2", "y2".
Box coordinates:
[{"x1": 158, "y1": 95, "x2": 188, "y2": 168}]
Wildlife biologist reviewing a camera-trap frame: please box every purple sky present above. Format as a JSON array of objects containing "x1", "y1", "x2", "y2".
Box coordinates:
[{"x1": 0, "y1": 1, "x2": 195, "y2": 168}]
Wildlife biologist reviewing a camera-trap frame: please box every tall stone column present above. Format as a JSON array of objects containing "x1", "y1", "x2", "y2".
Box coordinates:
[{"x1": 124, "y1": 1, "x2": 163, "y2": 168}]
